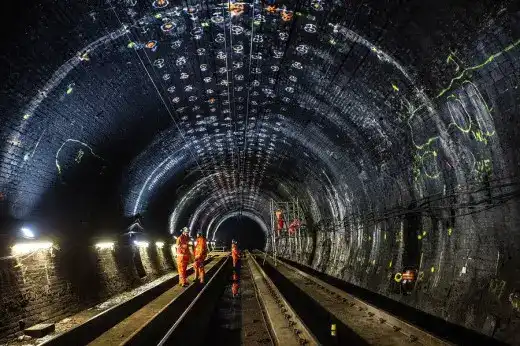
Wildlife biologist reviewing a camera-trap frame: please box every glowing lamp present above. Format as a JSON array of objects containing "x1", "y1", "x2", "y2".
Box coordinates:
[
  {"x1": 95, "y1": 242, "x2": 115, "y2": 250},
  {"x1": 20, "y1": 227, "x2": 35, "y2": 239},
  {"x1": 155, "y1": 241, "x2": 164, "y2": 248},
  {"x1": 134, "y1": 240, "x2": 149, "y2": 248},
  {"x1": 12, "y1": 242, "x2": 53, "y2": 255}
]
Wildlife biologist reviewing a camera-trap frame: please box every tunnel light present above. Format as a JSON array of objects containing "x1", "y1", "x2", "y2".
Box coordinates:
[
  {"x1": 20, "y1": 227, "x2": 35, "y2": 239},
  {"x1": 95, "y1": 242, "x2": 115, "y2": 250},
  {"x1": 133, "y1": 240, "x2": 149, "y2": 248},
  {"x1": 12, "y1": 242, "x2": 53, "y2": 255},
  {"x1": 155, "y1": 241, "x2": 164, "y2": 248}
]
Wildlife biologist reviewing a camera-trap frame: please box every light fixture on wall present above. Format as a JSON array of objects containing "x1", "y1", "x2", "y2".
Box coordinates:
[
  {"x1": 20, "y1": 227, "x2": 35, "y2": 239},
  {"x1": 95, "y1": 242, "x2": 115, "y2": 250},
  {"x1": 133, "y1": 240, "x2": 149, "y2": 248},
  {"x1": 155, "y1": 241, "x2": 164, "y2": 248},
  {"x1": 12, "y1": 242, "x2": 53, "y2": 256}
]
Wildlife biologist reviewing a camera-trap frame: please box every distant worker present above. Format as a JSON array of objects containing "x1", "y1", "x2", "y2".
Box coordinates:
[
  {"x1": 288, "y1": 218, "x2": 301, "y2": 235},
  {"x1": 176, "y1": 227, "x2": 192, "y2": 287},
  {"x1": 194, "y1": 232, "x2": 208, "y2": 284},
  {"x1": 231, "y1": 239, "x2": 240, "y2": 268},
  {"x1": 275, "y1": 209, "x2": 284, "y2": 236}
]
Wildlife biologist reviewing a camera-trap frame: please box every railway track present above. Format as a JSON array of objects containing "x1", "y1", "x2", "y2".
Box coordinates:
[
  {"x1": 255, "y1": 252, "x2": 448, "y2": 345},
  {"x1": 254, "y1": 251, "x2": 506, "y2": 346},
  {"x1": 39, "y1": 254, "x2": 228, "y2": 346},
  {"x1": 30, "y1": 250, "x2": 503, "y2": 346}
]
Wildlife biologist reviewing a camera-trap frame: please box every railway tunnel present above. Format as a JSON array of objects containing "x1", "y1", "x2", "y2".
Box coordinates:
[{"x1": 1, "y1": 0, "x2": 520, "y2": 344}]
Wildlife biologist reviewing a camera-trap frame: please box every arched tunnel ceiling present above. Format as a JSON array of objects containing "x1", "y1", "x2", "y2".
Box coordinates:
[{"x1": 1, "y1": 0, "x2": 520, "y2": 238}]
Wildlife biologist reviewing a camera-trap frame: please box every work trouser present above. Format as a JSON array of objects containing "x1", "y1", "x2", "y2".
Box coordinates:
[
  {"x1": 194, "y1": 257, "x2": 206, "y2": 283},
  {"x1": 176, "y1": 255, "x2": 190, "y2": 286}
]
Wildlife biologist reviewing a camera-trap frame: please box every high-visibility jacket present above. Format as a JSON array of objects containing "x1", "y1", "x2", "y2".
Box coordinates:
[
  {"x1": 194, "y1": 236, "x2": 207, "y2": 260},
  {"x1": 231, "y1": 244, "x2": 240, "y2": 258},
  {"x1": 275, "y1": 210, "x2": 284, "y2": 231},
  {"x1": 176, "y1": 234, "x2": 190, "y2": 259},
  {"x1": 288, "y1": 219, "x2": 300, "y2": 235}
]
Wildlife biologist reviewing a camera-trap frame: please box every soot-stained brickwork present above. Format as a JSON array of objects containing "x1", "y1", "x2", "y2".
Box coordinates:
[
  {"x1": 0, "y1": 243, "x2": 175, "y2": 342},
  {"x1": 2, "y1": 0, "x2": 520, "y2": 344}
]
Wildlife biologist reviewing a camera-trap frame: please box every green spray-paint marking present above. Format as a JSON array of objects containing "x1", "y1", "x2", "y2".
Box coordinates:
[{"x1": 437, "y1": 39, "x2": 520, "y2": 98}]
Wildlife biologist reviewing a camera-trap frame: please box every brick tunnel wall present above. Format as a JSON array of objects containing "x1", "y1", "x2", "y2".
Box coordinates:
[
  {"x1": 276, "y1": 201, "x2": 520, "y2": 344},
  {"x1": 0, "y1": 242, "x2": 175, "y2": 342}
]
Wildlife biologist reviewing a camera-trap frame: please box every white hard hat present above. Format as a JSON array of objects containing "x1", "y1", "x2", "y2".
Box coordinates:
[{"x1": 182, "y1": 227, "x2": 189, "y2": 234}]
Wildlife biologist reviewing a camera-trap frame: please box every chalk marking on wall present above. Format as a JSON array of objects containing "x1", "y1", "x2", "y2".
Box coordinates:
[
  {"x1": 432, "y1": 250, "x2": 443, "y2": 288},
  {"x1": 55, "y1": 139, "x2": 106, "y2": 175}
]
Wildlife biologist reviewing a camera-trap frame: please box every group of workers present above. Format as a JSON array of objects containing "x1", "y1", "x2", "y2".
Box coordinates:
[{"x1": 174, "y1": 227, "x2": 241, "y2": 288}]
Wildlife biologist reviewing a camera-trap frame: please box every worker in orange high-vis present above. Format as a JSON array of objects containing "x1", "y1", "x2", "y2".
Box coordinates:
[
  {"x1": 231, "y1": 239, "x2": 240, "y2": 268},
  {"x1": 194, "y1": 232, "x2": 208, "y2": 284},
  {"x1": 176, "y1": 227, "x2": 192, "y2": 287}
]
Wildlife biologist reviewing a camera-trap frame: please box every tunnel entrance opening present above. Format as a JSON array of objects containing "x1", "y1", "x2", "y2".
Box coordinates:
[{"x1": 214, "y1": 216, "x2": 266, "y2": 250}]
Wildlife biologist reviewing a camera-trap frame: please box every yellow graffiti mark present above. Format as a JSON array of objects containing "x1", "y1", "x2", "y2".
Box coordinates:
[
  {"x1": 394, "y1": 272, "x2": 403, "y2": 282},
  {"x1": 415, "y1": 150, "x2": 441, "y2": 180},
  {"x1": 430, "y1": 266, "x2": 435, "y2": 273},
  {"x1": 448, "y1": 227, "x2": 453, "y2": 236},
  {"x1": 489, "y1": 279, "x2": 506, "y2": 300},
  {"x1": 392, "y1": 83, "x2": 399, "y2": 92},
  {"x1": 388, "y1": 260, "x2": 393, "y2": 268},
  {"x1": 472, "y1": 129, "x2": 488, "y2": 144},
  {"x1": 446, "y1": 53, "x2": 461, "y2": 72},
  {"x1": 446, "y1": 81, "x2": 496, "y2": 143},
  {"x1": 437, "y1": 39, "x2": 520, "y2": 98},
  {"x1": 475, "y1": 159, "x2": 493, "y2": 181}
]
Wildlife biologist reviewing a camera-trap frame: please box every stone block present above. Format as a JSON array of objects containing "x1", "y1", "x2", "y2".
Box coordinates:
[{"x1": 24, "y1": 323, "x2": 55, "y2": 338}]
